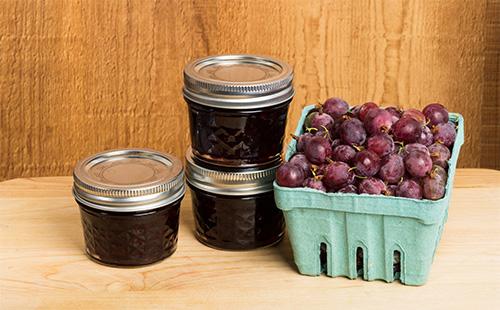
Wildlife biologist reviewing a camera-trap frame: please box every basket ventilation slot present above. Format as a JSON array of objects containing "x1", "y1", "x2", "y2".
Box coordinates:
[
  {"x1": 393, "y1": 250, "x2": 401, "y2": 280},
  {"x1": 320, "y1": 242, "x2": 328, "y2": 274},
  {"x1": 356, "y1": 247, "x2": 364, "y2": 277}
]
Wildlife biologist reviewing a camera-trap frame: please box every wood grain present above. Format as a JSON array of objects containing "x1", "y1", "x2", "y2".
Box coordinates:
[
  {"x1": 0, "y1": 0, "x2": 498, "y2": 181},
  {"x1": 482, "y1": 0, "x2": 500, "y2": 169},
  {"x1": 1, "y1": 170, "x2": 499, "y2": 309}
]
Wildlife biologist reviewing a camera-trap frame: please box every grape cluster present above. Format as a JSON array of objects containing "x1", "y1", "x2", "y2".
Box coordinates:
[{"x1": 276, "y1": 98, "x2": 457, "y2": 200}]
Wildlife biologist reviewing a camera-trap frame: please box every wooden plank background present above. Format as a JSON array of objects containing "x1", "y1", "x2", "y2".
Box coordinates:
[{"x1": 0, "y1": 0, "x2": 498, "y2": 181}]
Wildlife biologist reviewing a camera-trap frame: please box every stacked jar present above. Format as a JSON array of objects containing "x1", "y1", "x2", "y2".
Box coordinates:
[{"x1": 183, "y1": 55, "x2": 294, "y2": 250}]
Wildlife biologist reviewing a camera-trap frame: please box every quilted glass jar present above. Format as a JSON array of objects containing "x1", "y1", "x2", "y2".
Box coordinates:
[
  {"x1": 72, "y1": 149, "x2": 185, "y2": 267},
  {"x1": 185, "y1": 150, "x2": 284, "y2": 250},
  {"x1": 183, "y1": 54, "x2": 294, "y2": 168}
]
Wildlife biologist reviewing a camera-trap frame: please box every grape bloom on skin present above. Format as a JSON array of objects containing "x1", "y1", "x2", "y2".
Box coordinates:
[{"x1": 276, "y1": 100, "x2": 457, "y2": 201}]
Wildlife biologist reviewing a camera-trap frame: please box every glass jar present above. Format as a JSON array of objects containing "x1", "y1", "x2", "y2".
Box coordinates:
[
  {"x1": 185, "y1": 149, "x2": 284, "y2": 250},
  {"x1": 72, "y1": 149, "x2": 185, "y2": 267},
  {"x1": 183, "y1": 54, "x2": 294, "y2": 168}
]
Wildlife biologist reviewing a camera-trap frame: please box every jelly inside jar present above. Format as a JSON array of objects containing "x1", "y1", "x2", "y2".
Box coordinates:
[
  {"x1": 78, "y1": 198, "x2": 182, "y2": 267},
  {"x1": 187, "y1": 99, "x2": 291, "y2": 167},
  {"x1": 189, "y1": 185, "x2": 285, "y2": 250}
]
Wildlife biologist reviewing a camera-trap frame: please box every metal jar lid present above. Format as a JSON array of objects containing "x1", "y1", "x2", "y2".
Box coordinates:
[
  {"x1": 183, "y1": 54, "x2": 294, "y2": 109},
  {"x1": 73, "y1": 149, "x2": 185, "y2": 212},
  {"x1": 185, "y1": 148, "x2": 278, "y2": 196}
]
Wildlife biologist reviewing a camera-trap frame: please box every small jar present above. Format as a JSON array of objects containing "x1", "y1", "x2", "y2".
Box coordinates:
[
  {"x1": 183, "y1": 54, "x2": 294, "y2": 168},
  {"x1": 72, "y1": 149, "x2": 185, "y2": 267},
  {"x1": 185, "y1": 150, "x2": 284, "y2": 250}
]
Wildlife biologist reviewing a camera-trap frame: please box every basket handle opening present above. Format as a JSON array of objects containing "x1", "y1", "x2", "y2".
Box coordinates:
[
  {"x1": 320, "y1": 242, "x2": 328, "y2": 275},
  {"x1": 393, "y1": 250, "x2": 401, "y2": 280},
  {"x1": 356, "y1": 247, "x2": 364, "y2": 278}
]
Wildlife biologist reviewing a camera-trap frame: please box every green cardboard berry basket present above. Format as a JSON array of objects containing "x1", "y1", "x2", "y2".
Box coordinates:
[{"x1": 274, "y1": 105, "x2": 464, "y2": 286}]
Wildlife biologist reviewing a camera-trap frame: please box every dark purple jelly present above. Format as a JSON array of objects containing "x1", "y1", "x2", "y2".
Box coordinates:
[
  {"x1": 185, "y1": 150, "x2": 283, "y2": 250},
  {"x1": 187, "y1": 99, "x2": 290, "y2": 167},
  {"x1": 73, "y1": 149, "x2": 185, "y2": 267},
  {"x1": 78, "y1": 198, "x2": 182, "y2": 266},
  {"x1": 183, "y1": 54, "x2": 294, "y2": 168},
  {"x1": 189, "y1": 185, "x2": 284, "y2": 250}
]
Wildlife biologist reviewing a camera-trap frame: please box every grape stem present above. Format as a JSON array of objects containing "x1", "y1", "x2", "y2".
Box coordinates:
[
  {"x1": 352, "y1": 144, "x2": 364, "y2": 152},
  {"x1": 314, "y1": 175, "x2": 324, "y2": 181},
  {"x1": 320, "y1": 125, "x2": 331, "y2": 139},
  {"x1": 311, "y1": 166, "x2": 318, "y2": 177}
]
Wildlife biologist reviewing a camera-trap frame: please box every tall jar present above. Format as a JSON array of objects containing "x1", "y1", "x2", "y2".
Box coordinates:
[
  {"x1": 183, "y1": 54, "x2": 294, "y2": 168},
  {"x1": 72, "y1": 149, "x2": 185, "y2": 267}
]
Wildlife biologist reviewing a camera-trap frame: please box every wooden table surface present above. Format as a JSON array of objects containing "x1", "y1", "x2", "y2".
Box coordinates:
[{"x1": 1, "y1": 169, "x2": 499, "y2": 309}]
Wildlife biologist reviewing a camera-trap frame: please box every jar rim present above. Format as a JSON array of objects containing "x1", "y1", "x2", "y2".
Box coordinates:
[
  {"x1": 73, "y1": 148, "x2": 185, "y2": 212},
  {"x1": 184, "y1": 148, "x2": 279, "y2": 196},
  {"x1": 183, "y1": 54, "x2": 294, "y2": 109}
]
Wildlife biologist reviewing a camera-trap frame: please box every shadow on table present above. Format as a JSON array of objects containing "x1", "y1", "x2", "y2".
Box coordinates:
[{"x1": 275, "y1": 232, "x2": 297, "y2": 271}]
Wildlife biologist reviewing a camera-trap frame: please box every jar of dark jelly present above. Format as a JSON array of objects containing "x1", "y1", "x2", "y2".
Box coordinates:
[
  {"x1": 183, "y1": 54, "x2": 294, "y2": 168},
  {"x1": 185, "y1": 149, "x2": 284, "y2": 250},
  {"x1": 72, "y1": 149, "x2": 185, "y2": 267}
]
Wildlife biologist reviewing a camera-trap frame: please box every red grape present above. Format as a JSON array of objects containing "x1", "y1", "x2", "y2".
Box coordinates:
[
  {"x1": 332, "y1": 145, "x2": 357, "y2": 164},
  {"x1": 423, "y1": 103, "x2": 449, "y2": 126},
  {"x1": 289, "y1": 153, "x2": 313, "y2": 177},
  {"x1": 433, "y1": 122, "x2": 456, "y2": 147},
  {"x1": 310, "y1": 111, "x2": 335, "y2": 133},
  {"x1": 293, "y1": 132, "x2": 314, "y2": 153},
  {"x1": 323, "y1": 97, "x2": 349, "y2": 119},
  {"x1": 305, "y1": 136, "x2": 332, "y2": 164},
  {"x1": 358, "y1": 102, "x2": 378, "y2": 121},
  {"x1": 340, "y1": 118, "x2": 367, "y2": 146},
  {"x1": 303, "y1": 177, "x2": 327, "y2": 192},
  {"x1": 323, "y1": 161, "x2": 355, "y2": 190},
  {"x1": 393, "y1": 117, "x2": 422, "y2": 144},
  {"x1": 337, "y1": 184, "x2": 358, "y2": 194},
  {"x1": 379, "y1": 153, "x2": 405, "y2": 184},
  {"x1": 417, "y1": 125, "x2": 434, "y2": 146},
  {"x1": 404, "y1": 150, "x2": 433, "y2": 177},
  {"x1": 428, "y1": 143, "x2": 451, "y2": 168},
  {"x1": 367, "y1": 133, "x2": 395, "y2": 158},
  {"x1": 359, "y1": 177, "x2": 386, "y2": 195},
  {"x1": 402, "y1": 108, "x2": 426, "y2": 124},
  {"x1": 423, "y1": 103, "x2": 445, "y2": 114},
  {"x1": 385, "y1": 106, "x2": 402, "y2": 124},
  {"x1": 430, "y1": 165, "x2": 448, "y2": 184},
  {"x1": 403, "y1": 143, "x2": 430, "y2": 158},
  {"x1": 276, "y1": 162, "x2": 305, "y2": 187},
  {"x1": 354, "y1": 150, "x2": 381, "y2": 177},
  {"x1": 364, "y1": 109, "x2": 393, "y2": 134},
  {"x1": 422, "y1": 174, "x2": 445, "y2": 200},
  {"x1": 396, "y1": 179, "x2": 423, "y2": 199}
]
